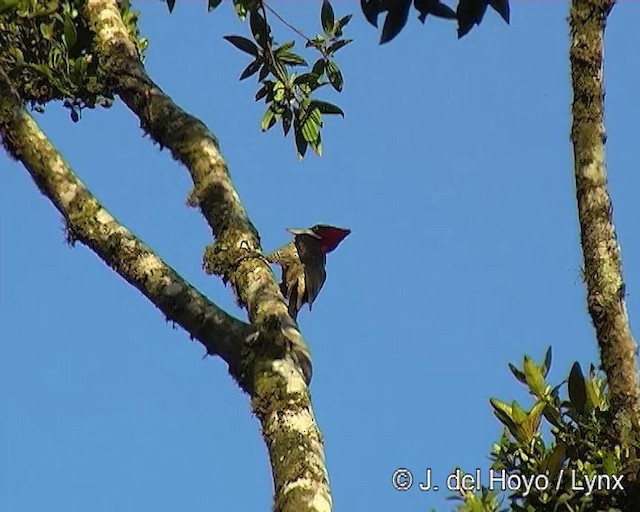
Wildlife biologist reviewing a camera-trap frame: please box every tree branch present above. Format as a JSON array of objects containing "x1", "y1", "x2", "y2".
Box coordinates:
[
  {"x1": 0, "y1": 88, "x2": 251, "y2": 382},
  {"x1": 569, "y1": 0, "x2": 640, "y2": 443},
  {"x1": 83, "y1": 0, "x2": 313, "y2": 388},
  {"x1": 76, "y1": 3, "x2": 333, "y2": 510}
]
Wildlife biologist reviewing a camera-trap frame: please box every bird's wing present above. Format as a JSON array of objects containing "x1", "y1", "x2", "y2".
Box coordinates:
[{"x1": 294, "y1": 234, "x2": 327, "y2": 311}]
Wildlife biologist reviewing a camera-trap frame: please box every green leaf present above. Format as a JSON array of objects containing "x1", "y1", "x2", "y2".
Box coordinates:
[
  {"x1": 542, "y1": 442, "x2": 566, "y2": 477},
  {"x1": 568, "y1": 362, "x2": 587, "y2": 415},
  {"x1": 312, "y1": 134, "x2": 323, "y2": 156},
  {"x1": 489, "y1": 398, "x2": 523, "y2": 442},
  {"x1": 277, "y1": 52, "x2": 307, "y2": 66},
  {"x1": 542, "y1": 403, "x2": 564, "y2": 430},
  {"x1": 224, "y1": 35, "x2": 259, "y2": 56},
  {"x1": 273, "y1": 81, "x2": 286, "y2": 102},
  {"x1": 511, "y1": 401, "x2": 527, "y2": 424},
  {"x1": 39, "y1": 21, "x2": 55, "y2": 41},
  {"x1": 542, "y1": 346, "x2": 552, "y2": 378},
  {"x1": 321, "y1": 0, "x2": 335, "y2": 36},
  {"x1": 275, "y1": 41, "x2": 295, "y2": 54},
  {"x1": 207, "y1": 0, "x2": 222, "y2": 11},
  {"x1": 311, "y1": 100, "x2": 344, "y2": 117},
  {"x1": 308, "y1": 106, "x2": 322, "y2": 127},
  {"x1": 300, "y1": 116, "x2": 319, "y2": 144},
  {"x1": 585, "y1": 374, "x2": 603, "y2": 411},
  {"x1": 261, "y1": 106, "x2": 277, "y2": 132},
  {"x1": 523, "y1": 355, "x2": 546, "y2": 397},
  {"x1": 326, "y1": 60, "x2": 343, "y2": 92},
  {"x1": 521, "y1": 400, "x2": 545, "y2": 440},
  {"x1": 239, "y1": 59, "x2": 261, "y2": 80},
  {"x1": 234, "y1": 0, "x2": 247, "y2": 19},
  {"x1": 14, "y1": 47, "x2": 25, "y2": 67},
  {"x1": 166, "y1": 0, "x2": 176, "y2": 13},
  {"x1": 63, "y1": 15, "x2": 77, "y2": 49}
]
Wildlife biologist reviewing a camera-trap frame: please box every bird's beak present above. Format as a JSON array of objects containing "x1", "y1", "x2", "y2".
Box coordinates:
[{"x1": 287, "y1": 228, "x2": 321, "y2": 239}]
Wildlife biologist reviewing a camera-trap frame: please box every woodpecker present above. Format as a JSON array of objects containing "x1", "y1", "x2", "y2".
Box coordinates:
[{"x1": 266, "y1": 225, "x2": 351, "y2": 320}]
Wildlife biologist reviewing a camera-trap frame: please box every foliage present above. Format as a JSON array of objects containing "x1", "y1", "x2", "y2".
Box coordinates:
[
  {"x1": 0, "y1": 0, "x2": 147, "y2": 120},
  {"x1": 161, "y1": 0, "x2": 509, "y2": 157},
  {"x1": 224, "y1": 1, "x2": 350, "y2": 159},
  {"x1": 455, "y1": 349, "x2": 638, "y2": 511}
]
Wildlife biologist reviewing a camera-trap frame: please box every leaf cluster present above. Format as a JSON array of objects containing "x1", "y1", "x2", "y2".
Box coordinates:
[
  {"x1": 454, "y1": 349, "x2": 639, "y2": 512},
  {"x1": 220, "y1": 0, "x2": 349, "y2": 158},
  {"x1": 0, "y1": 0, "x2": 147, "y2": 119},
  {"x1": 361, "y1": 0, "x2": 509, "y2": 44}
]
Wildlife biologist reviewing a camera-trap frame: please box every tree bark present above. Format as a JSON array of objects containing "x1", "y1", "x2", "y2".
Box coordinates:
[{"x1": 569, "y1": 0, "x2": 640, "y2": 443}]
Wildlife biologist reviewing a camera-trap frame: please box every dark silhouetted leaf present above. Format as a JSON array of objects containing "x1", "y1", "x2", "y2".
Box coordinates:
[
  {"x1": 294, "y1": 73, "x2": 323, "y2": 92},
  {"x1": 489, "y1": 0, "x2": 509, "y2": 23},
  {"x1": 63, "y1": 15, "x2": 77, "y2": 49},
  {"x1": 282, "y1": 108, "x2": 293, "y2": 136},
  {"x1": 294, "y1": 121, "x2": 309, "y2": 159},
  {"x1": 568, "y1": 362, "x2": 587, "y2": 415},
  {"x1": 328, "y1": 39, "x2": 353, "y2": 54},
  {"x1": 312, "y1": 100, "x2": 344, "y2": 117},
  {"x1": 224, "y1": 35, "x2": 259, "y2": 56},
  {"x1": 457, "y1": 0, "x2": 509, "y2": 37},
  {"x1": 321, "y1": 0, "x2": 336, "y2": 36},
  {"x1": 430, "y1": 1, "x2": 456, "y2": 19},
  {"x1": 259, "y1": 64, "x2": 270, "y2": 81},
  {"x1": 380, "y1": 0, "x2": 411, "y2": 44},
  {"x1": 239, "y1": 59, "x2": 262, "y2": 80},
  {"x1": 542, "y1": 346, "x2": 552, "y2": 378},
  {"x1": 255, "y1": 86, "x2": 268, "y2": 102},
  {"x1": 167, "y1": 0, "x2": 176, "y2": 13},
  {"x1": 339, "y1": 14, "x2": 353, "y2": 28},
  {"x1": 208, "y1": 0, "x2": 222, "y2": 11},
  {"x1": 456, "y1": 0, "x2": 488, "y2": 38},
  {"x1": 508, "y1": 363, "x2": 527, "y2": 385},
  {"x1": 312, "y1": 59, "x2": 326, "y2": 77},
  {"x1": 326, "y1": 61, "x2": 343, "y2": 91},
  {"x1": 361, "y1": 0, "x2": 382, "y2": 27},
  {"x1": 249, "y1": 9, "x2": 269, "y2": 47},
  {"x1": 415, "y1": 0, "x2": 456, "y2": 22}
]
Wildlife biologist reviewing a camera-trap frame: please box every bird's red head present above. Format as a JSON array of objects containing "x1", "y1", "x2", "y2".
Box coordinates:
[
  {"x1": 311, "y1": 225, "x2": 351, "y2": 254},
  {"x1": 287, "y1": 224, "x2": 351, "y2": 254}
]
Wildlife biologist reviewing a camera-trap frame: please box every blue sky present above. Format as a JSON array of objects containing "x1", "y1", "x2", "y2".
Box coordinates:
[{"x1": 3, "y1": 1, "x2": 640, "y2": 510}]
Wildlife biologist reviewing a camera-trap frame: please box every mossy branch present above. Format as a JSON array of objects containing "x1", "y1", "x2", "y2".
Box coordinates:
[{"x1": 569, "y1": 0, "x2": 640, "y2": 463}]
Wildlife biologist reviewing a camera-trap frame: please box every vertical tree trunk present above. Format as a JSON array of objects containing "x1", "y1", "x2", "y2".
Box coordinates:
[{"x1": 569, "y1": 0, "x2": 640, "y2": 446}]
